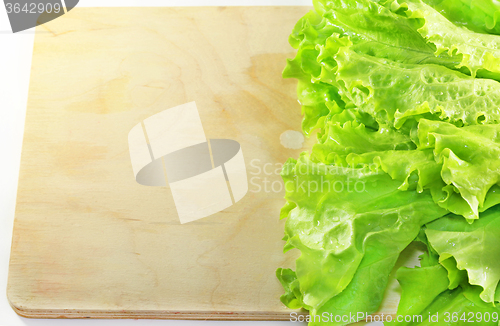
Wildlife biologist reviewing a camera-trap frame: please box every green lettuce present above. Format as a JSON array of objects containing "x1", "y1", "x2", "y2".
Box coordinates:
[
  {"x1": 388, "y1": 0, "x2": 500, "y2": 79},
  {"x1": 280, "y1": 153, "x2": 447, "y2": 323},
  {"x1": 391, "y1": 280, "x2": 500, "y2": 325},
  {"x1": 283, "y1": 0, "x2": 464, "y2": 135},
  {"x1": 278, "y1": 0, "x2": 500, "y2": 324},
  {"x1": 390, "y1": 256, "x2": 449, "y2": 325},
  {"x1": 311, "y1": 0, "x2": 461, "y2": 69},
  {"x1": 388, "y1": 229, "x2": 500, "y2": 325},
  {"x1": 421, "y1": 0, "x2": 500, "y2": 35},
  {"x1": 318, "y1": 35, "x2": 500, "y2": 128},
  {"x1": 345, "y1": 119, "x2": 500, "y2": 221},
  {"x1": 426, "y1": 207, "x2": 500, "y2": 303}
]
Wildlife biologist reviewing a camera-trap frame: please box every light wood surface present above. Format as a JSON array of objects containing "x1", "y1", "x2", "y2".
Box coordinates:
[{"x1": 7, "y1": 6, "x2": 411, "y2": 321}]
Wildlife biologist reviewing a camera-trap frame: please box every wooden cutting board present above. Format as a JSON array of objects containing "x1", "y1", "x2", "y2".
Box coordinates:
[{"x1": 7, "y1": 6, "x2": 411, "y2": 321}]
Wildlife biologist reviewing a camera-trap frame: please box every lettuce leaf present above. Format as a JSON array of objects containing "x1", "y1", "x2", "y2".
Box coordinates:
[
  {"x1": 390, "y1": 230, "x2": 499, "y2": 325},
  {"x1": 280, "y1": 153, "x2": 447, "y2": 320},
  {"x1": 426, "y1": 206, "x2": 500, "y2": 303},
  {"x1": 392, "y1": 284, "x2": 500, "y2": 325},
  {"x1": 283, "y1": 0, "x2": 464, "y2": 135},
  {"x1": 440, "y1": 257, "x2": 469, "y2": 290},
  {"x1": 422, "y1": 0, "x2": 500, "y2": 35},
  {"x1": 312, "y1": 0, "x2": 461, "y2": 69},
  {"x1": 418, "y1": 119, "x2": 500, "y2": 219},
  {"x1": 390, "y1": 262, "x2": 449, "y2": 325},
  {"x1": 345, "y1": 119, "x2": 500, "y2": 220},
  {"x1": 321, "y1": 36, "x2": 500, "y2": 128},
  {"x1": 278, "y1": 0, "x2": 500, "y2": 324},
  {"x1": 389, "y1": 0, "x2": 500, "y2": 79},
  {"x1": 276, "y1": 268, "x2": 304, "y2": 309},
  {"x1": 312, "y1": 111, "x2": 415, "y2": 165}
]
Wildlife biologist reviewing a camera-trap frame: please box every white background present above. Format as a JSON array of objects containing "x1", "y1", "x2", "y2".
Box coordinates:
[{"x1": 0, "y1": 1, "x2": 382, "y2": 326}]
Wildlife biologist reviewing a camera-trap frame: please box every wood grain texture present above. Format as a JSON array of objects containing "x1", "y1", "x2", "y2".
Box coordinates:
[{"x1": 7, "y1": 6, "x2": 413, "y2": 321}]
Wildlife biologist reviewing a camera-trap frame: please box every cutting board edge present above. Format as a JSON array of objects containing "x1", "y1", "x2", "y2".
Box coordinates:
[{"x1": 8, "y1": 301, "x2": 308, "y2": 320}]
